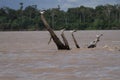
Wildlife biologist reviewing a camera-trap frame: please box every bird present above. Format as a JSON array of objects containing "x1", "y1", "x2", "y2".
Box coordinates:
[{"x1": 40, "y1": 10, "x2": 46, "y2": 14}]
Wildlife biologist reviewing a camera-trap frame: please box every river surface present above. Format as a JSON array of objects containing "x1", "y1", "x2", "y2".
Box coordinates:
[{"x1": 0, "y1": 30, "x2": 120, "y2": 80}]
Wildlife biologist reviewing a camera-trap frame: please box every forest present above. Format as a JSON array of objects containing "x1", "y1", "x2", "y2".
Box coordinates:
[{"x1": 0, "y1": 3, "x2": 120, "y2": 31}]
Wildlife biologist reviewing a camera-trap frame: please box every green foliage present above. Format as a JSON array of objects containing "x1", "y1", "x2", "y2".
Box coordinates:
[{"x1": 0, "y1": 4, "x2": 120, "y2": 31}]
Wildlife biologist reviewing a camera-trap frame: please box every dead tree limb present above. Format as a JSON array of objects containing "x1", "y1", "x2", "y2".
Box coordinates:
[
  {"x1": 60, "y1": 29, "x2": 70, "y2": 50},
  {"x1": 87, "y1": 41, "x2": 96, "y2": 48},
  {"x1": 48, "y1": 36, "x2": 52, "y2": 45},
  {"x1": 88, "y1": 34, "x2": 103, "y2": 48},
  {"x1": 70, "y1": 30, "x2": 80, "y2": 48},
  {"x1": 40, "y1": 11, "x2": 70, "y2": 50}
]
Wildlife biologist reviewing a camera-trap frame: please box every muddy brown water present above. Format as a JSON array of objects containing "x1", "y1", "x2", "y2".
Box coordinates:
[{"x1": 0, "y1": 30, "x2": 120, "y2": 80}]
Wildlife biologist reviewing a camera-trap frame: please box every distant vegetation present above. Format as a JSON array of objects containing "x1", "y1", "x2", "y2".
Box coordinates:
[{"x1": 0, "y1": 3, "x2": 120, "y2": 31}]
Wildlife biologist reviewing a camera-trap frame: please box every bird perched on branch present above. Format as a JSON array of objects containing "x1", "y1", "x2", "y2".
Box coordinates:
[{"x1": 40, "y1": 10, "x2": 46, "y2": 14}]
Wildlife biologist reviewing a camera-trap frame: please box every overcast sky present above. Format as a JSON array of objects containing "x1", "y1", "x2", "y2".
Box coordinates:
[{"x1": 0, "y1": 0, "x2": 120, "y2": 11}]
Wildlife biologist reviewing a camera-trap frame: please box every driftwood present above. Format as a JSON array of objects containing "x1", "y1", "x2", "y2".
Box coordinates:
[
  {"x1": 70, "y1": 30, "x2": 80, "y2": 48},
  {"x1": 88, "y1": 34, "x2": 103, "y2": 48},
  {"x1": 40, "y1": 11, "x2": 70, "y2": 50}
]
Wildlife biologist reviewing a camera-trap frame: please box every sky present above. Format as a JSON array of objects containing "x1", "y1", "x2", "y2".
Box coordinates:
[{"x1": 0, "y1": 0, "x2": 120, "y2": 11}]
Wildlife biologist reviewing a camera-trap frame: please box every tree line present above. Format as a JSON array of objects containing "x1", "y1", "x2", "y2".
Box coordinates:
[{"x1": 0, "y1": 3, "x2": 120, "y2": 31}]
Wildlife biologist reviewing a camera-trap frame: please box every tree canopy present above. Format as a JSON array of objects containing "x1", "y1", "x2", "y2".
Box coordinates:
[{"x1": 0, "y1": 4, "x2": 120, "y2": 31}]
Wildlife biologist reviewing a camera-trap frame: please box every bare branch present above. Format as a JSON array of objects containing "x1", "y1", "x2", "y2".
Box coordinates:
[
  {"x1": 70, "y1": 30, "x2": 80, "y2": 48},
  {"x1": 60, "y1": 29, "x2": 70, "y2": 50},
  {"x1": 40, "y1": 12, "x2": 70, "y2": 50},
  {"x1": 88, "y1": 34, "x2": 103, "y2": 48},
  {"x1": 48, "y1": 36, "x2": 52, "y2": 45}
]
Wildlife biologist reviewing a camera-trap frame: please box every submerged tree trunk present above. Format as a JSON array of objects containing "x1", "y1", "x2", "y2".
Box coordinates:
[
  {"x1": 40, "y1": 11, "x2": 70, "y2": 50},
  {"x1": 71, "y1": 30, "x2": 80, "y2": 48},
  {"x1": 88, "y1": 34, "x2": 103, "y2": 48},
  {"x1": 87, "y1": 41, "x2": 96, "y2": 48}
]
